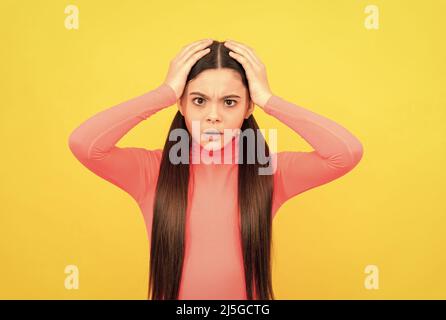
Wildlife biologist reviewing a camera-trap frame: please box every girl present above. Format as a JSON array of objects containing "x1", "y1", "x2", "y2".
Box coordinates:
[{"x1": 68, "y1": 38, "x2": 364, "y2": 300}]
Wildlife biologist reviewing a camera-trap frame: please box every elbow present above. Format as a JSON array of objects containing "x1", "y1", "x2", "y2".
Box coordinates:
[
  {"x1": 68, "y1": 131, "x2": 80, "y2": 157},
  {"x1": 325, "y1": 146, "x2": 362, "y2": 171},
  {"x1": 348, "y1": 139, "x2": 364, "y2": 168},
  {"x1": 68, "y1": 130, "x2": 88, "y2": 160},
  {"x1": 323, "y1": 139, "x2": 364, "y2": 177},
  {"x1": 329, "y1": 140, "x2": 364, "y2": 172}
]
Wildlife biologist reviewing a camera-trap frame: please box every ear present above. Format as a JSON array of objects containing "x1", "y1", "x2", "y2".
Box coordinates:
[
  {"x1": 177, "y1": 98, "x2": 184, "y2": 116},
  {"x1": 244, "y1": 99, "x2": 255, "y2": 119}
]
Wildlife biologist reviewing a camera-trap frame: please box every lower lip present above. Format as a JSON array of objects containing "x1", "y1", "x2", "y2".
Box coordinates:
[{"x1": 204, "y1": 133, "x2": 222, "y2": 141}]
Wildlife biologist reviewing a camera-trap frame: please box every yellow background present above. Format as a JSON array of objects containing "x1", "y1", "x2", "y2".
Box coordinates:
[{"x1": 1, "y1": 0, "x2": 445, "y2": 299}]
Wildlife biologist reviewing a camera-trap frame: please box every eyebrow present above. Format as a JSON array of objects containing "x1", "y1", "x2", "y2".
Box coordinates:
[{"x1": 189, "y1": 91, "x2": 241, "y2": 99}]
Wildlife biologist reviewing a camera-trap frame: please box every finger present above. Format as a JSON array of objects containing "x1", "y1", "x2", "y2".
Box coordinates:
[
  {"x1": 224, "y1": 40, "x2": 262, "y2": 67},
  {"x1": 228, "y1": 51, "x2": 255, "y2": 77},
  {"x1": 184, "y1": 47, "x2": 211, "y2": 68},
  {"x1": 178, "y1": 40, "x2": 212, "y2": 64},
  {"x1": 177, "y1": 38, "x2": 210, "y2": 60},
  {"x1": 225, "y1": 42, "x2": 258, "y2": 69},
  {"x1": 178, "y1": 39, "x2": 212, "y2": 62},
  {"x1": 230, "y1": 40, "x2": 262, "y2": 66},
  {"x1": 230, "y1": 40, "x2": 262, "y2": 65},
  {"x1": 183, "y1": 38, "x2": 211, "y2": 52}
]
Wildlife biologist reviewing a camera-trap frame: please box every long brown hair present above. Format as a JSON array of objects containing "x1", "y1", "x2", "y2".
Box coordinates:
[{"x1": 149, "y1": 41, "x2": 275, "y2": 300}]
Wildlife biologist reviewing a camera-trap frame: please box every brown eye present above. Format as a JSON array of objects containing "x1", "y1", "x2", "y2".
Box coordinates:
[
  {"x1": 192, "y1": 97, "x2": 205, "y2": 106},
  {"x1": 225, "y1": 99, "x2": 237, "y2": 107}
]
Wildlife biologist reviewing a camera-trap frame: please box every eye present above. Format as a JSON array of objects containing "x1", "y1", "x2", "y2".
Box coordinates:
[
  {"x1": 225, "y1": 99, "x2": 237, "y2": 107},
  {"x1": 192, "y1": 97, "x2": 205, "y2": 106}
]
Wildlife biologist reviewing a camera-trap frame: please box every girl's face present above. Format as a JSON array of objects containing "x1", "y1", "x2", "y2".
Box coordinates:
[{"x1": 178, "y1": 68, "x2": 254, "y2": 151}]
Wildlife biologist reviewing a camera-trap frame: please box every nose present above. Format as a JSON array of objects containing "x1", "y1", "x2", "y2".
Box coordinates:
[{"x1": 205, "y1": 105, "x2": 221, "y2": 124}]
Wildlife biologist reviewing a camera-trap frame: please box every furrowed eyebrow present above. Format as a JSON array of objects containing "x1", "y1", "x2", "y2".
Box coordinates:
[{"x1": 189, "y1": 91, "x2": 241, "y2": 99}]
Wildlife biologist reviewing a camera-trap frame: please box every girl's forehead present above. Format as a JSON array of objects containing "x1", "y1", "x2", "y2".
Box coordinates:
[
  {"x1": 187, "y1": 83, "x2": 246, "y2": 97},
  {"x1": 189, "y1": 69, "x2": 244, "y2": 88}
]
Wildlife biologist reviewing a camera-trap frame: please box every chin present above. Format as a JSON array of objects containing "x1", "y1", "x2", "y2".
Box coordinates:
[{"x1": 201, "y1": 140, "x2": 223, "y2": 151}]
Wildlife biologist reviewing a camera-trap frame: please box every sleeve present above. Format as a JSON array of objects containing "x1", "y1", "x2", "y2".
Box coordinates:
[
  {"x1": 263, "y1": 94, "x2": 364, "y2": 206},
  {"x1": 67, "y1": 83, "x2": 178, "y2": 204}
]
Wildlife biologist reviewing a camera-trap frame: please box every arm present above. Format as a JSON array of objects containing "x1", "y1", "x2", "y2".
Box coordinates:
[
  {"x1": 264, "y1": 94, "x2": 364, "y2": 205},
  {"x1": 68, "y1": 83, "x2": 177, "y2": 203}
]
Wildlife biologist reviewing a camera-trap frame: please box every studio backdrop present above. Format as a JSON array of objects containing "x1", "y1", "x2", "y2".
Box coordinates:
[{"x1": 1, "y1": 0, "x2": 445, "y2": 299}]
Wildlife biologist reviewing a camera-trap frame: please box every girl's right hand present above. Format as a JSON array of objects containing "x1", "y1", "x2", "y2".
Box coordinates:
[{"x1": 163, "y1": 38, "x2": 213, "y2": 100}]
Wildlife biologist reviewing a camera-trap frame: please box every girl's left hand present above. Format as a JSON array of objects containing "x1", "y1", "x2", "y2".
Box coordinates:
[{"x1": 224, "y1": 39, "x2": 273, "y2": 109}]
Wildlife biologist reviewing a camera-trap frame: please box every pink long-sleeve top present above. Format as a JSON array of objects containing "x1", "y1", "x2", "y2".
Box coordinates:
[{"x1": 68, "y1": 83, "x2": 363, "y2": 300}]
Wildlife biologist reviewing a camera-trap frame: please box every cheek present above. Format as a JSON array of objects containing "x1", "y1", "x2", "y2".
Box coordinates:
[
  {"x1": 183, "y1": 105, "x2": 247, "y2": 131},
  {"x1": 184, "y1": 108, "x2": 202, "y2": 128},
  {"x1": 224, "y1": 110, "x2": 246, "y2": 129}
]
